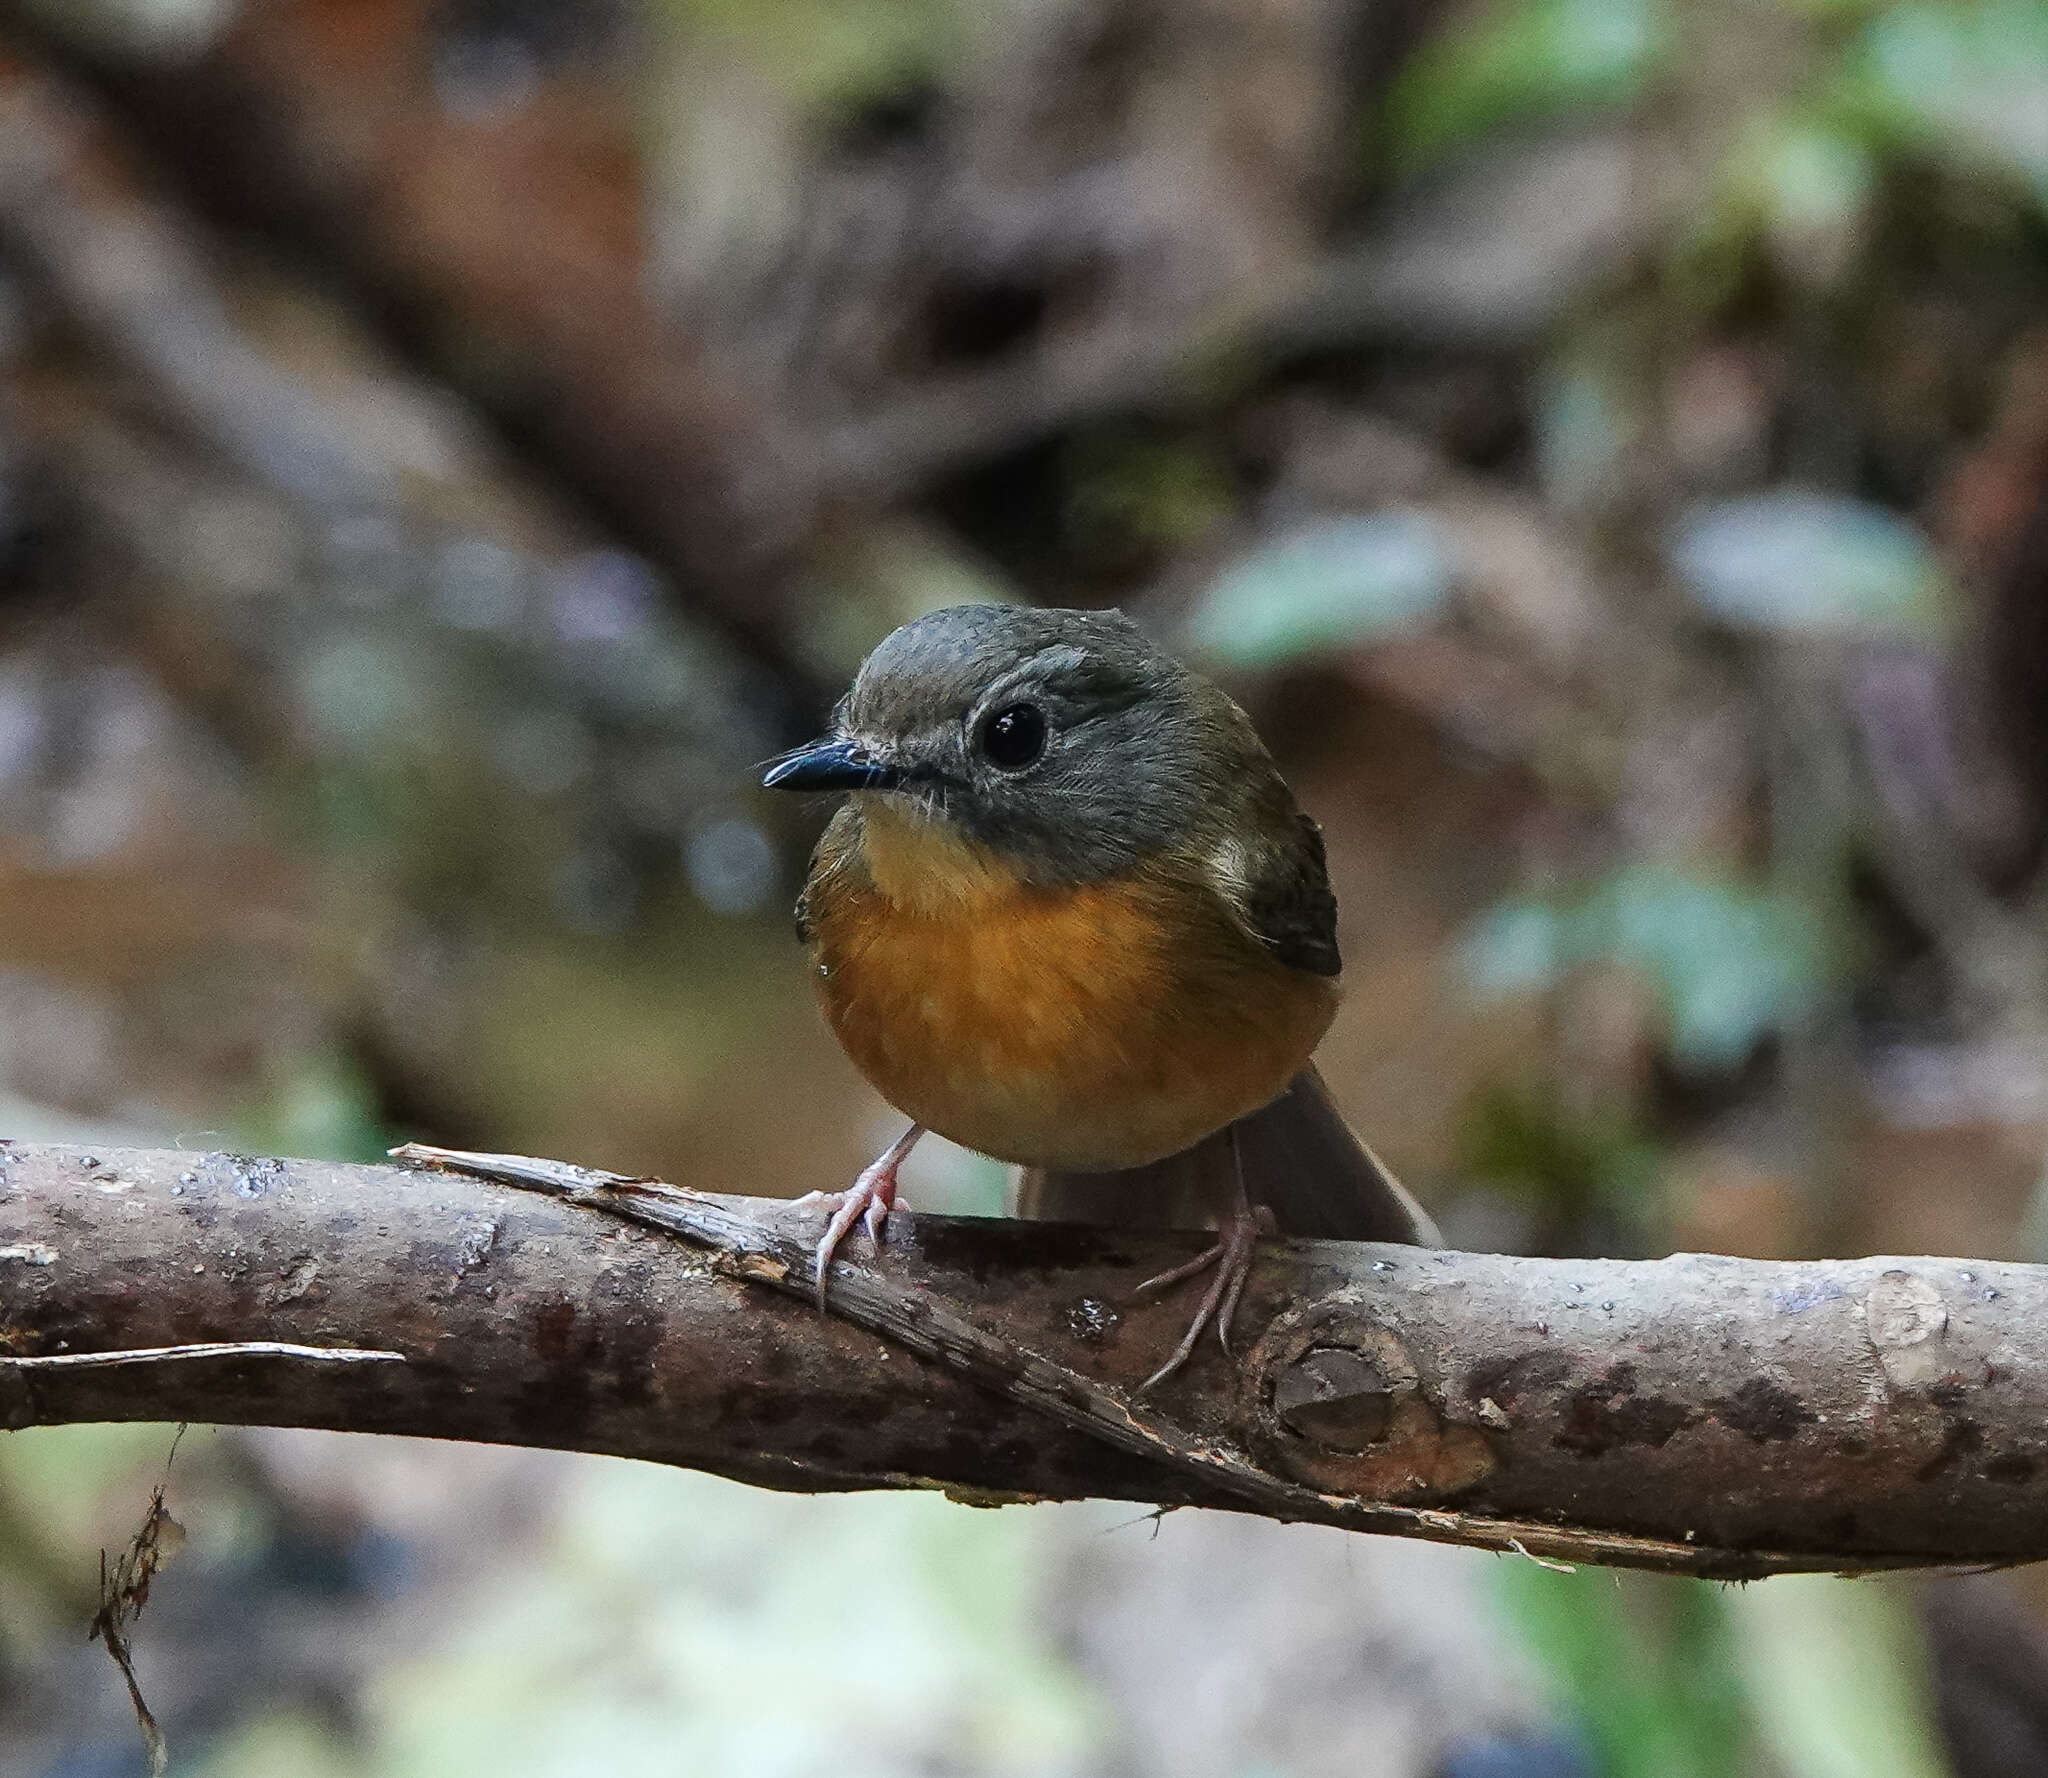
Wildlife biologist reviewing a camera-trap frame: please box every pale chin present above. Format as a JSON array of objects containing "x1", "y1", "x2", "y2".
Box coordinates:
[{"x1": 853, "y1": 785, "x2": 949, "y2": 828}]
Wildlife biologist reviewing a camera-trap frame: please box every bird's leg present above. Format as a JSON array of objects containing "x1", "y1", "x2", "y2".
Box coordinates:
[
  {"x1": 794, "y1": 1123, "x2": 924, "y2": 1308},
  {"x1": 1134, "y1": 1125, "x2": 1273, "y2": 1392}
]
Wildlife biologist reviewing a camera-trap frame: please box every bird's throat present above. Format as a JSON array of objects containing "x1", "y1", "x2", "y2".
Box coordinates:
[{"x1": 853, "y1": 795, "x2": 1024, "y2": 915}]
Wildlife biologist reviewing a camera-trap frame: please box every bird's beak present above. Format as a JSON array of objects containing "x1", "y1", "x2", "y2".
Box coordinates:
[{"x1": 761, "y1": 737, "x2": 903, "y2": 793}]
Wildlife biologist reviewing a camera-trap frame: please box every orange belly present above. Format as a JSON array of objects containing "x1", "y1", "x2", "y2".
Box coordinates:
[{"x1": 806, "y1": 820, "x2": 1337, "y2": 1171}]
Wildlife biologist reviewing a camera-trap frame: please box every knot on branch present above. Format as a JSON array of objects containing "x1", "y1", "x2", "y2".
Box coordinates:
[{"x1": 1247, "y1": 1289, "x2": 1498, "y2": 1498}]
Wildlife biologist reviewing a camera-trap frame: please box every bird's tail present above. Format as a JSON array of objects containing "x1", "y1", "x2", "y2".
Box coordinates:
[{"x1": 1013, "y1": 1064, "x2": 1440, "y2": 1245}]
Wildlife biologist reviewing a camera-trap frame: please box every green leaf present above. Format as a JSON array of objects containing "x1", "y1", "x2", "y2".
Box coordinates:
[
  {"x1": 1846, "y1": 1, "x2": 2048, "y2": 208},
  {"x1": 1671, "y1": 492, "x2": 1945, "y2": 637},
  {"x1": 1597, "y1": 867, "x2": 1827, "y2": 1070},
  {"x1": 237, "y1": 1048, "x2": 391, "y2": 1164},
  {"x1": 1385, "y1": 0, "x2": 1666, "y2": 173},
  {"x1": 1454, "y1": 1082, "x2": 1659, "y2": 1222},
  {"x1": 1187, "y1": 512, "x2": 1453, "y2": 669},
  {"x1": 1725, "y1": 1577, "x2": 1953, "y2": 1778},
  {"x1": 1496, "y1": 1566, "x2": 1748, "y2": 1778},
  {"x1": 1760, "y1": 122, "x2": 1879, "y2": 242},
  {"x1": 1459, "y1": 867, "x2": 1827, "y2": 1071}
]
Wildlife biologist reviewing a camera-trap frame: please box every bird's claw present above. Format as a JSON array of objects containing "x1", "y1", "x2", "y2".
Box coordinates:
[
  {"x1": 1134, "y1": 1205, "x2": 1274, "y2": 1393},
  {"x1": 794, "y1": 1132, "x2": 919, "y2": 1309},
  {"x1": 790, "y1": 1183, "x2": 894, "y2": 1246}
]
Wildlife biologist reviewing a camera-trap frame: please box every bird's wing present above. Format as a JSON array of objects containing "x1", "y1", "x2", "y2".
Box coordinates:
[{"x1": 1207, "y1": 810, "x2": 1342, "y2": 977}]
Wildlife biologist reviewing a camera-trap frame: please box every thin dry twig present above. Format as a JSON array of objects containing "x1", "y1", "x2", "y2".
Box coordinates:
[
  {"x1": 3, "y1": 1343, "x2": 403, "y2": 1371},
  {"x1": 87, "y1": 1429, "x2": 187, "y2": 1778}
]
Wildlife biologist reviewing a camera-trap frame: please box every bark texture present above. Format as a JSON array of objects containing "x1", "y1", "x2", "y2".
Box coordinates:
[{"x1": 3, "y1": 1141, "x2": 2046, "y2": 1579}]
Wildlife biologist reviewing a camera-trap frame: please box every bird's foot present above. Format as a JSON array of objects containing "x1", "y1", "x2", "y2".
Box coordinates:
[
  {"x1": 1133, "y1": 1204, "x2": 1276, "y2": 1392},
  {"x1": 793, "y1": 1125, "x2": 922, "y2": 1308}
]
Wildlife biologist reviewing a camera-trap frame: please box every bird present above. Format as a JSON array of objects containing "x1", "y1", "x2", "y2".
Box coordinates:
[{"x1": 762, "y1": 603, "x2": 1437, "y2": 1386}]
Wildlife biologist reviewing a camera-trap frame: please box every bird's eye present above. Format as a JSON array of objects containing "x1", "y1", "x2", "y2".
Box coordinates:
[{"x1": 977, "y1": 702, "x2": 1047, "y2": 771}]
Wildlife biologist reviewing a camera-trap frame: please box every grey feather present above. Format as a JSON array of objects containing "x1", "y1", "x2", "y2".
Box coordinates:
[
  {"x1": 1228, "y1": 812, "x2": 1342, "y2": 977},
  {"x1": 824, "y1": 602, "x2": 1313, "y2": 892},
  {"x1": 1015, "y1": 1065, "x2": 1440, "y2": 1245}
]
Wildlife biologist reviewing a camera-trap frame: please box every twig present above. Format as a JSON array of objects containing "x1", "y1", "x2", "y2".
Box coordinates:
[
  {"x1": 3, "y1": 1343, "x2": 403, "y2": 1370},
  {"x1": 87, "y1": 1431, "x2": 187, "y2": 1778}
]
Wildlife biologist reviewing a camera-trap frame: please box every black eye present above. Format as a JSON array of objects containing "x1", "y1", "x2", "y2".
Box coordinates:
[{"x1": 977, "y1": 702, "x2": 1047, "y2": 771}]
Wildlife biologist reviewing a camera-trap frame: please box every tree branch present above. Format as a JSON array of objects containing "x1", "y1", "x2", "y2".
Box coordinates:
[{"x1": 2, "y1": 1141, "x2": 2043, "y2": 1579}]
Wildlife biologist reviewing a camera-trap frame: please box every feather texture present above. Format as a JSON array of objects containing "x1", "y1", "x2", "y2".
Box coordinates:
[{"x1": 1015, "y1": 1064, "x2": 1439, "y2": 1245}]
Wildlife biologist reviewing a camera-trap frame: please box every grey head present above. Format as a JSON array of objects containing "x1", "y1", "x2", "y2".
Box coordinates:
[{"x1": 762, "y1": 603, "x2": 1272, "y2": 885}]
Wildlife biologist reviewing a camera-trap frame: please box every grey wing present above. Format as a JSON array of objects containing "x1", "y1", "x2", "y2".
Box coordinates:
[{"x1": 1232, "y1": 811, "x2": 1342, "y2": 977}]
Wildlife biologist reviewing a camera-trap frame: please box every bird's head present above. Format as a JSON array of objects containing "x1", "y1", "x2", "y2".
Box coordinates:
[{"x1": 763, "y1": 604, "x2": 1255, "y2": 886}]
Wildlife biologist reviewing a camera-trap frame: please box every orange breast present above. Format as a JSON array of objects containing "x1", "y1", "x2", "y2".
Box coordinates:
[{"x1": 805, "y1": 807, "x2": 1336, "y2": 1170}]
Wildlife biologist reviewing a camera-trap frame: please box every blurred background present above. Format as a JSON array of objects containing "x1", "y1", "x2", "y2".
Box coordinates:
[{"x1": 0, "y1": 0, "x2": 2045, "y2": 1772}]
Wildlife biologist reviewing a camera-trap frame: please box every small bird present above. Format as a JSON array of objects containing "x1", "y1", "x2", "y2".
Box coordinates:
[{"x1": 763, "y1": 603, "x2": 1436, "y2": 1385}]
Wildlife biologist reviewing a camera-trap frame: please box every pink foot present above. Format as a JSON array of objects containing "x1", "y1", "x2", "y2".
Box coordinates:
[
  {"x1": 794, "y1": 1124, "x2": 923, "y2": 1307},
  {"x1": 1133, "y1": 1203, "x2": 1275, "y2": 1392}
]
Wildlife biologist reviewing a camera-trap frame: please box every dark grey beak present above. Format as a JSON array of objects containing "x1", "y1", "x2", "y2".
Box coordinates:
[{"x1": 761, "y1": 738, "x2": 902, "y2": 793}]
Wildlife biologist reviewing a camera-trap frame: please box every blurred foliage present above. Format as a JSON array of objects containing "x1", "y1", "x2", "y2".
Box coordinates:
[
  {"x1": 1728, "y1": 1576, "x2": 1952, "y2": 1778},
  {"x1": 0, "y1": 1424, "x2": 174, "y2": 1619},
  {"x1": 1673, "y1": 493, "x2": 1947, "y2": 637},
  {"x1": 648, "y1": 0, "x2": 956, "y2": 113},
  {"x1": 1454, "y1": 1083, "x2": 1660, "y2": 1243},
  {"x1": 1846, "y1": 2, "x2": 2048, "y2": 206},
  {"x1": 184, "y1": 1470, "x2": 1107, "y2": 1778},
  {"x1": 1501, "y1": 1565, "x2": 1954, "y2": 1778},
  {"x1": 1461, "y1": 866, "x2": 1828, "y2": 1074},
  {"x1": 1062, "y1": 432, "x2": 1237, "y2": 577},
  {"x1": 1383, "y1": 0, "x2": 1666, "y2": 176},
  {"x1": 1187, "y1": 513, "x2": 1453, "y2": 669},
  {"x1": 1499, "y1": 1566, "x2": 1749, "y2": 1778},
  {"x1": 234, "y1": 1049, "x2": 392, "y2": 1166}
]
